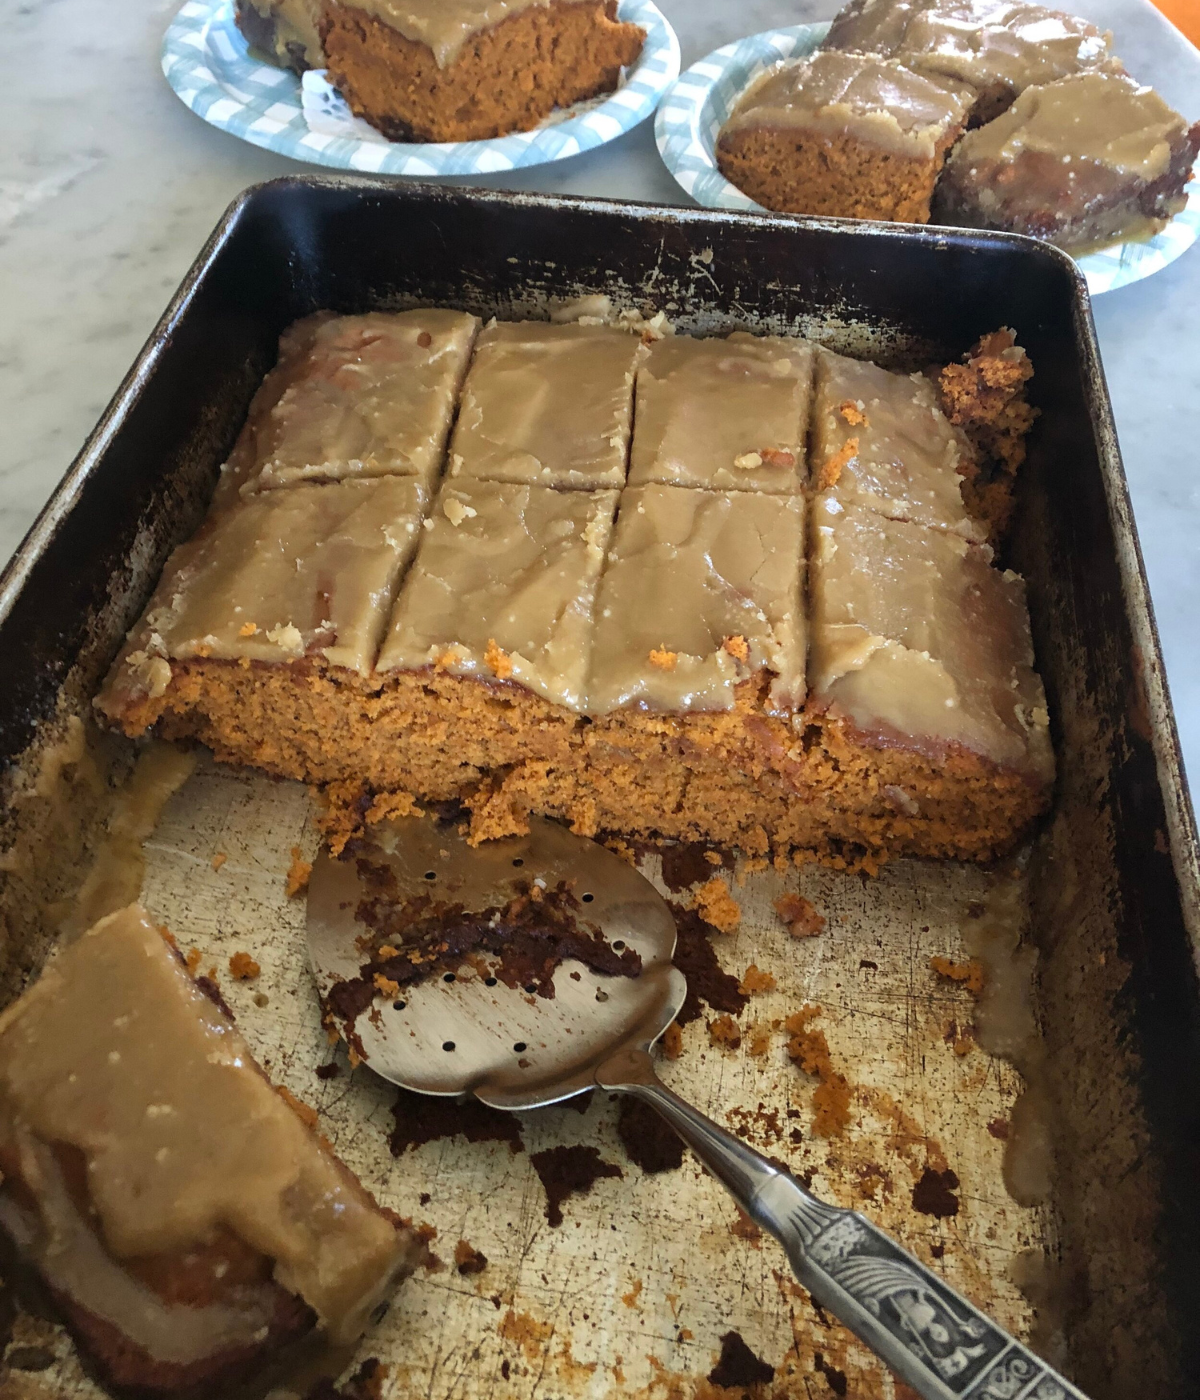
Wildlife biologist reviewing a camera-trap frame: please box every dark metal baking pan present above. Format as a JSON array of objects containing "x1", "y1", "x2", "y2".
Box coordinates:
[{"x1": 0, "y1": 179, "x2": 1197, "y2": 1398}]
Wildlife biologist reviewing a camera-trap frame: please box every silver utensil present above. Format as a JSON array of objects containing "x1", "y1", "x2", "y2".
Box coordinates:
[{"x1": 308, "y1": 814, "x2": 1085, "y2": 1400}]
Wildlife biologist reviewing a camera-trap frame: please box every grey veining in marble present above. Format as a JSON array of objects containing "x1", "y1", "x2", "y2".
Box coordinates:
[{"x1": 1, "y1": 0, "x2": 1199, "y2": 785}]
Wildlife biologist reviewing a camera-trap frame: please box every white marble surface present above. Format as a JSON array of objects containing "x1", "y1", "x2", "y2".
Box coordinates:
[{"x1": 2, "y1": 0, "x2": 1199, "y2": 783}]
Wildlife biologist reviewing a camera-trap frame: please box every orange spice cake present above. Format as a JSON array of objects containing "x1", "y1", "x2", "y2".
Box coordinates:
[
  {"x1": 0, "y1": 905, "x2": 419, "y2": 1397},
  {"x1": 444, "y1": 320, "x2": 645, "y2": 489},
  {"x1": 716, "y1": 49, "x2": 972, "y2": 224},
  {"x1": 213, "y1": 308, "x2": 479, "y2": 507},
  {"x1": 320, "y1": 0, "x2": 646, "y2": 143},
  {"x1": 97, "y1": 314, "x2": 1052, "y2": 869},
  {"x1": 626, "y1": 333, "x2": 812, "y2": 493}
]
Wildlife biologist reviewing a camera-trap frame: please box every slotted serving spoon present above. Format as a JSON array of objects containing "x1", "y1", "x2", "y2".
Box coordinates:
[{"x1": 308, "y1": 813, "x2": 1085, "y2": 1400}]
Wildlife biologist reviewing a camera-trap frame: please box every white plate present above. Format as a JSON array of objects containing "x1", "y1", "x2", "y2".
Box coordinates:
[
  {"x1": 654, "y1": 24, "x2": 1200, "y2": 296},
  {"x1": 162, "y1": 0, "x2": 680, "y2": 177}
]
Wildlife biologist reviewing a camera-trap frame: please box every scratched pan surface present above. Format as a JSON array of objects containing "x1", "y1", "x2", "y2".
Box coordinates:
[{"x1": 0, "y1": 182, "x2": 1196, "y2": 1400}]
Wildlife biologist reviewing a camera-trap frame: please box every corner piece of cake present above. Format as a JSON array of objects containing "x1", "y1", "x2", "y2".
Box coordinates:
[
  {"x1": 805, "y1": 493, "x2": 1053, "y2": 860},
  {"x1": 821, "y1": 0, "x2": 1119, "y2": 125},
  {"x1": 933, "y1": 71, "x2": 1200, "y2": 251},
  {"x1": 320, "y1": 0, "x2": 646, "y2": 142},
  {"x1": 0, "y1": 905, "x2": 420, "y2": 1398},
  {"x1": 717, "y1": 49, "x2": 972, "y2": 223},
  {"x1": 445, "y1": 321, "x2": 645, "y2": 490},
  {"x1": 214, "y1": 309, "x2": 479, "y2": 505},
  {"x1": 96, "y1": 477, "x2": 427, "y2": 749},
  {"x1": 627, "y1": 333, "x2": 812, "y2": 493}
]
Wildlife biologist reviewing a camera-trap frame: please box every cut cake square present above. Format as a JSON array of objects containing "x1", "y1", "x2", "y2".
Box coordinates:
[
  {"x1": 626, "y1": 334, "x2": 812, "y2": 494},
  {"x1": 320, "y1": 0, "x2": 646, "y2": 142},
  {"x1": 215, "y1": 309, "x2": 478, "y2": 504},
  {"x1": 717, "y1": 49, "x2": 972, "y2": 223},
  {"x1": 446, "y1": 321, "x2": 644, "y2": 491},
  {"x1": 811, "y1": 346, "x2": 982, "y2": 539},
  {"x1": 0, "y1": 904, "x2": 419, "y2": 1398}
]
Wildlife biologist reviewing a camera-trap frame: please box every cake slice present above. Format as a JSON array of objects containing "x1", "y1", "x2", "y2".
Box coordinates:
[
  {"x1": 810, "y1": 346, "x2": 983, "y2": 540},
  {"x1": 821, "y1": 0, "x2": 1119, "y2": 124},
  {"x1": 804, "y1": 494, "x2": 1053, "y2": 856},
  {"x1": 0, "y1": 905, "x2": 420, "y2": 1398},
  {"x1": 445, "y1": 321, "x2": 645, "y2": 490},
  {"x1": 717, "y1": 49, "x2": 972, "y2": 223},
  {"x1": 933, "y1": 71, "x2": 1200, "y2": 252},
  {"x1": 215, "y1": 309, "x2": 479, "y2": 505},
  {"x1": 235, "y1": 0, "x2": 324, "y2": 71},
  {"x1": 96, "y1": 477, "x2": 427, "y2": 746},
  {"x1": 626, "y1": 334, "x2": 812, "y2": 493},
  {"x1": 320, "y1": 0, "x2": 646, "y2": 142}
]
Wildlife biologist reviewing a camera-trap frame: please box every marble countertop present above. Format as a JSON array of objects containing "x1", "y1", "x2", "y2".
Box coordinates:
[{"x1": 2, "y1": 0, "x2": 1199, "y2": 786}]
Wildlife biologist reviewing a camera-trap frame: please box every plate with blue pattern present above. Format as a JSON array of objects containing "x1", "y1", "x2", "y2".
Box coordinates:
[
  {"x1": 655, "y1": 23, "x2": 1200, "y2": 296},
  {"x1": 162, "y1": 0, "x2": 680, "y2": 177}
]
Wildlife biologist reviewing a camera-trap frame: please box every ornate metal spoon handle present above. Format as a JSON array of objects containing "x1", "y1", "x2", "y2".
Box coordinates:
[{"x1": 596, "y1": 1047, "x2": 1086, "y2": 1400}]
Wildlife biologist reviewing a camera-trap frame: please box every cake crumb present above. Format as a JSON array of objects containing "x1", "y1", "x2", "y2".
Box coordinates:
[
  {"x1": 365, "y1": 789, "x2": 421, "y2": 826},
  {"x1": 785, "y1": 1005, "x2": 852, "y2": 1138},
  {"x1": 286, "y1": 846, "x2": 313, "y2": 897},
  {"x1": 694, "y1": 877, "x2": 740, "y2": 933},
  {"x1": 837, "y1": 399, "x2": 868, "y2": 426},
  {"x1": 484, "y1": 638, "x2": 513, "y2": 680},
  {"x1": 648, "y1": 646, "x2": 677, "y2": 671},
  {"x1": 746, "y1": 1023, "x2": 772, "y2": 1057},
  {"x1": 443, "y1": 497, "x2": 478, "y2": 526},
  {"x1": 739, "y1": 964, "x2": 776, "y2": 995},
  {"x1": 373, "y1": 973, "x2": 401, "y2": 998},
  {"x1": 733, "y1": 451, "x2": 763, "y2": 470},
  {"x1": 722, "y1": 634, "x2": 750, "y2": 663},
  {"x1": 774, "y1": 892, "x2": 826, "y2": 939},
  {"x1": 454, "y1": 1240, "x2": 488, "y2": 1276},
  {"x1": 704, "y1": 850, "x2": 724, "y2": 865},
  {"x1": 661, "y1": 1022, "x2": 683, "y2": 1059},
  {"x1": 930, "y1": 955, "x2": 985, "y2": 997},
  {"x1": 237, "y1": 621, "x2": 258, "y2": 637},
  {"x1": 276, "y1": 1084, "x2": 319, "y2": 1131},
  {"x1": 185, "y1": 948, "x2": 203, "y2": 975},
  {"x1": 708, "y1": 1014, "x2": 742, "y2": 1049},
  {"x1": 816, "y1": 436, "x2": 858, "y2": 489},
  {"x1": 759, "y1": 447, "x2": 795, "y2": 468},
  {"x1": 211, "y1": 851, "x2": 227, "y2": 872},
  {"x1": 228, "y1": 951, "x2": 260, "y2": 980}
]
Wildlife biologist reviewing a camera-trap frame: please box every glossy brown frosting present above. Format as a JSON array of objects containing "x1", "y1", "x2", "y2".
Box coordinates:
[
  {"x1": 809, "y1": 495, "x2": 1052, "y2": 778},
  {"x1": 378, "y1": 481, "x2": 619, "y2": 709},
  {"x1": 822, "y1": 0, "x2": 1116, "y2": 100},
  {"x1": 0, "y1": 906, "x2": 410, "y2": 1352},
  {"x1": 946, "y1": 70, "x2": 1190, "y2": 181},
  {"x1": 811, "y1": 347, "x2": 982, "y2": 540},
  {"x1": 724, "y1": 49, "x2": 972, "y2": 159},
  {"x1": 98, "y1": 477, "x2": 426, "y2": 713},
  {"x1": 216, "y1": 310, "x2": 478, "y2": 504},
  {"x1": 588, "y1": 486, "x2": 807, "y2": 713},
  {"x1": 338, "y1": 0, "x2": 597, "y2": 68},
  {"x1": 627, "y1": 332, "x2": 812, "y2": 493},
  {"x1": 446, "y1": 320, "x2": 645, "y2": 490}
]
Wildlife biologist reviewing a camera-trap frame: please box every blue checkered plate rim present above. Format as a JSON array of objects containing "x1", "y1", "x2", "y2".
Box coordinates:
[
  {"x1": 162, "y1": 0, "x2": 680, "y2": 177},
  {"x1": 654, "y1": 23, "x2": 1199, "y2": 296}
]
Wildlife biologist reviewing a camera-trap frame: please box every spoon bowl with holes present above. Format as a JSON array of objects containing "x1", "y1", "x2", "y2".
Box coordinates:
[{"x1": 307, "y1": 812, "x2": 1088, "y2": 1400}]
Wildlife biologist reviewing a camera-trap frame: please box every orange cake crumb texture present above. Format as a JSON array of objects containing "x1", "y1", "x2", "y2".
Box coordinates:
[
  {"x1": 321, "y1": 1, "x2": 645, "y2": 143},
  {"x1": 693, "y1": 877, "x2": 740, "y2": 933},
  {"x1": 930, "y1": 954, "x2": 986, "y2": 997},
  {"x1": 738, "y1": 964, "x2": 777, "y2": 995},
  {"x1": 708, "y1": 1014, "x2": 742, "y2": 1049},
  {"x1": 774, "y1": 892, "x2": 826, "y2": 939},
  {"x1": 785, "y1": 1005, "x2": 852, "y2": 1138},
  {"x1": 661, "y1": 1022, "x2": 683, "y2": 1059},
  {"x1": 816, "y1": 435, "x2": 857, "y2": 489},
  {"x1": 228, "y1": 951, "x2": 260, "y2": 980}
]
